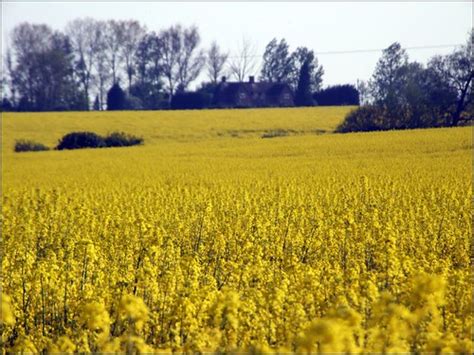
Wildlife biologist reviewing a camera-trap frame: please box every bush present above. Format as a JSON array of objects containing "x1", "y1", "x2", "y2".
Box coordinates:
[
  {"x1": 171, "y1": 92, "x2": 212, "y2": 110},
  {"x1": 314, "y1": 84, "x2": 360, "y2": 106},
  {"x1": 1, "y1": 98, "x2": 13, "y2": 112},
  {"x1": 55, "y1": 131, "x2": 144, "y2": 150},
  {"x1": 56, "y1": 132, "x2": 105, "y2": 150},
  {"x1": 335, "y1": 106, "x2": 387, "y2": 133},
  {"x1": 104, "y1": 132, "x2": 143, "y2": 147},
  {"x1": 14, "y1": 139, "x2": 50, "y2": 152},
  {"x1": 125, "y1": 95, "x2": 144, "y2": 110}
]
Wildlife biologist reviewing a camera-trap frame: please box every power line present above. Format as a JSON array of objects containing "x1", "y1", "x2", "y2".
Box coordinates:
[
  {"x1": 224, "y1": 43, "x2": 462, "y2": 59},
  {"x1": 314, "y1": 44, "x2": 461, "y2": 55}
]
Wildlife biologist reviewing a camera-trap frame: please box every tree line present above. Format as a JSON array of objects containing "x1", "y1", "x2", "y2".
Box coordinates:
[
  {"x1": 3, "y1": 19, "x2": 208, "y2": 111},
  {"x1": 3, "y1": 19, "x2": 351, "y2": 112},
  {"x1": 338, "y1": 31, "x2": 473, "y2": 131},
  {"x1": 3, "y1": 17, "x2": 469, "y2": 125}
]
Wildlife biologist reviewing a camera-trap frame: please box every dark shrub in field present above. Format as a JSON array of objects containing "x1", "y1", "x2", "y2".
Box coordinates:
[
  {"x1": 261, "y1": 129, "x2": 289, "y2": 138},
  {"x1": 314, "y1": 84, "x2": 360, "y2": 106},
  {"x1": 104, "y1": 132, "x2": 143, "y2": 147},
  {"x1": 335, "y1": 106, "x2": 387, "y2": 133},
  {"x1": 171, "y1": 92, "x2": 212, "y2": 110},
  {"x1": 56, "y1": 132, "x2": 106, "y2": 150},
  {"x1": 55, "y1": 131, "x2": 143, "y2": 150},
  {"x1": 14, "y1": 140, "x2": 49, "y2": 152}
]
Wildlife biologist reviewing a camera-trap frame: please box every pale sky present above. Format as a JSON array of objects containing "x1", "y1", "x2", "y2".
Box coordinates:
[{"x1": 2, "y1": 1, "x2": 472, "y2": 87}]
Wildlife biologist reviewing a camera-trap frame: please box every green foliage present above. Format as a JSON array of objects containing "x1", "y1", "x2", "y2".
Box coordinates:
[
  {"x1": 260, "y1": 38, "x2": 294, "y2": 83},
  {"x1": 56, "y1": 132, "x2": 106, "y2": 150},
  {"x1": 56, "y1": 131, "x2": 144, "y2": 150},
  {"x1": 315, "y1": 85, "x2": 360, "y2": 106},
  {"x1": 291, "y1": 47, "x2": 324, "y2": 92},
  {"x1": 8, "y1": 24, "x2": 84, "y2": 112},
  {"x1": 14, "y1": 139, "x2": 50, "y2": 152},
  {"x1": 335, "y1": 106, "x2": 386, "y2": 133},
  {"x1": 339, "y1": 32, "x2": 473, "y2": 133},
  {"x1": 259, "y1": 40, "x2": 324, "y2": 94},
  {"x1": 295, "y1": 60, "x2": 315, "y2": 107},
  {"x1": 371, "y1": 42, "x2": 408, "y2": 110}
]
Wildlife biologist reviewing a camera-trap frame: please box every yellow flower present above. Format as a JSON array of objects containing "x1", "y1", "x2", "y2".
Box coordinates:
[
  {"x1": 1, "y1": 294, "x2": 15, "y2": 326},
  {"x1": 119, "y1": 294, "x2": 149, "y2": 331}
]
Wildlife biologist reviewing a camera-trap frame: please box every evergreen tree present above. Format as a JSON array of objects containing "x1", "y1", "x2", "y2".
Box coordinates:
[
  {"x1": 295, "y1": 60, "x2": 314, "y2": 106},
  {"x1": 290, "y1": 47, "x2": 324, "y2": 92},
  {"x1": 107, "y1": 83, "x2": 126, "y2": 110}
]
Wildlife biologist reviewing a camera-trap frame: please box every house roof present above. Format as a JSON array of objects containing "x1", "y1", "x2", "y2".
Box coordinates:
[
  {"x1": 266, "y1": 83, "x2": 292, "y2": 97},
  {"x1": 216, "y1": 81, "x2": 292, "y2": 98}
]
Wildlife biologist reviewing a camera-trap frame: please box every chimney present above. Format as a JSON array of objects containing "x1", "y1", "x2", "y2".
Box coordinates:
[
  {"x1": 249, "y1": 76, "x2": 255, "y2": 84},
  {"x1": 221, "y1": 76, "x2": 226, "y2": 83}
]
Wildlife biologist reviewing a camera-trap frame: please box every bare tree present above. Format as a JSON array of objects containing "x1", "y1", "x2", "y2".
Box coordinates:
[
  {"x1": 427, "y1": 31, "x2": 473, "y2": 126},
  {"x1": 159, "y1": 25, "x2": 181, "y2": 102},
  {"x1": 176, "y1": 25, "x2": 204, "y2": 92},
  {"x1": 160, "y1": 25, "x2": 204, "y2": 101},
  {"x1": 207, "y1": 41, "x2": 228, "y2": 84},
  {"x1": 66, "y1": 18, "x2": 101, "y2": 108},
  {"x1": 105, "y1": 20, "x2": 125, "y2": 85},
  {"x1": 1, "y1": 50, "x2": 12, "y2": 106},
  {"x1": 93, "y1": 21, "x2": 111, "y2": 110},
  {"x1": 229, "y1": 37, "x2": 258, "y2": 82},
  {"x1": 120, "y1": 20, "x2": 146, "y2": 91},
  {"x1": 356, "y1": 79, "x2": 371, "y2": 105},
  {"x1": 11, "y1": 23, "x2": 53, "y2": 58},
  {"x1": 132, "y1": 32, "x2": 162, "y2": 109},
  {"x1": 4, "y1": 49, "x2": 16, "y2": 106}
]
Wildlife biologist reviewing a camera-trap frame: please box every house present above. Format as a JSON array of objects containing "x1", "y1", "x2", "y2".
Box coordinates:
[{"x1": 213, "y1": 76, "x2": 294, "y2": 108}]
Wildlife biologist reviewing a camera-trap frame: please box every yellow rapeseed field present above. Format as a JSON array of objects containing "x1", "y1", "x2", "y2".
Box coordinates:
[{"x1": 1, "y1": 107, "x2": 472, "y2": 353}]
